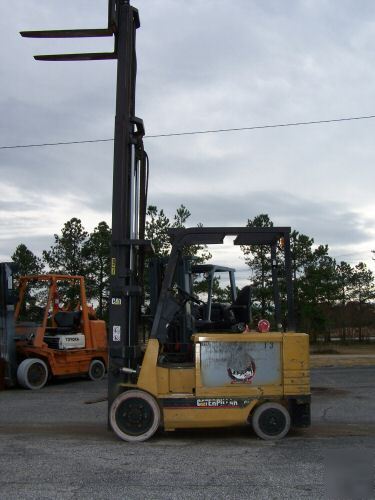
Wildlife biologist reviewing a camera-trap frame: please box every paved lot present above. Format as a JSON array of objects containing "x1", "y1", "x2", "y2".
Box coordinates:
[
  {"x1": 311, "y1": 353, "x2": 375, "y2": 368},
  {"x1": 0, "y1": 367, "x2": 374, "y2": 499}
]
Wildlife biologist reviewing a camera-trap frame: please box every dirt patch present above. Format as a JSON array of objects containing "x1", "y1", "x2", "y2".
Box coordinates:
[
  {"x1": 84, "y1": 396, "x2": 107, "y2": 404},
  {"x1": 310, "y1": 354, "x2": 375, "y2": 368},
  {"x1": 310, "y1": 344, "x2": 375, "y2": 355},
  {"x1": 0, "y1": 422, "x2": 112, "y2": 440},
  {"x1": 292, "y1": 423, "x2": 375, "y2": 438},
  {"x1": 311, "y1": 386, "x2": 349, "y2": 396}
]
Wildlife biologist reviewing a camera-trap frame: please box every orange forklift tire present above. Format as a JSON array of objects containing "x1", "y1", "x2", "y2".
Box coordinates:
[
  {"x1": 110, "y1": 390, "x2": 161, "y2": 442},
  {"x1": 251, "y1": 402, "x2": 291, "y2": 440},
  {"x1": 88, "y1": 359, "x2": 106, "y2": 381},
  {"x1": 17, "y1": 358, "x2": 49, "y2": 390}
]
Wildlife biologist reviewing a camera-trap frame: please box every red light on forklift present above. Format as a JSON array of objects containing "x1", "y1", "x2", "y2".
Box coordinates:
[{"x1": 258, "y1": 319, "x2": 270, "y2": 333}]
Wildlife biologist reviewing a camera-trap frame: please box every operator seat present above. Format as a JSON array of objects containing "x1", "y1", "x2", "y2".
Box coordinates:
[
  {"x1": 230, "y1": 285, "x2": 252, "y2": 324},
  {"x1": 47, "y1": 311, "x2": 82, "y2": 334}
]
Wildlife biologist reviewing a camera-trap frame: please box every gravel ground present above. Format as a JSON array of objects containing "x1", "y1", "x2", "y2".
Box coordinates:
[{"x1": 0, "y1": 367, "x2": 374, "y2": 499}]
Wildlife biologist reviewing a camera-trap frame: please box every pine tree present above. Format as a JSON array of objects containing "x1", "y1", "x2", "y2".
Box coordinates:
[
  {"x1": 82, "y1": 221, "x2": 111, "y2": 319},
  {"x1": 145, "y1": 206, "x2": 171, "y2": 257},
  {"x1": 43, "y1": 218, "x2": 88, "y2": 275},
  {"x1": 299, "y1": 245, "x2": 339, "y2": 342},
  {"x1": 350, "y1": 262, "x2": 375, "y2": 341},
  {"x1": 11, "y1": 244, "x2": 45, "y2": 319},
  {"x1": 289, "y1": 231, "x2": 315, "y2": 330},
  {"x1": 11, "y1": 244, "x2": 44, "y2": 283},
  {"x1": 335, "y1": 261, "x2": 354, "y2": 341},
  {"x1": 145, "y1": 204, "x2": 211, "y2": 263},
  {"x1": 43, "y1": 218, "x2": 89, "y2": 306},
  {"x1": 241, "y1": 214, "x2": 274, "y2": 319}
]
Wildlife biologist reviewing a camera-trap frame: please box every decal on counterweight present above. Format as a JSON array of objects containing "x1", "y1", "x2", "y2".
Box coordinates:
[{"x1": 227, "y1": 358, "x2": 256, "y2": 384}]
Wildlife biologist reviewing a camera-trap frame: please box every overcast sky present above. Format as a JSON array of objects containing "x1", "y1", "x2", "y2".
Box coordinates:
[{"x1": 1, "y1": 0, "x2": 375, "y2": 271}]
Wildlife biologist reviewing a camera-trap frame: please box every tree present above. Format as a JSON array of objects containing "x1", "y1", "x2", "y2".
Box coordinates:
[
  {"x1": 11, "y1": 244, "x2": 44, "y2": 283},
  {"x1": 172, "y1": 204, "x2": 191, "y2": 229},
  {"x1": 43, "y1": 218, "x2": 89, "y2": 305},
  {"x1": 288, "y1": 231, "x2": 315, "y2": 330},
  {"x1": 145, "y1": 204, "x2": 211, "y2": 263},
  {"x1": 241, "y1": 214, "x2": 274, "y2": 319},
  {"x1": 290, "y1": 231, "x2": 314, "y2": 281},
  {"x1": 82, "y1": 221, "x2": 111, "y2": 319},
  {"x1": 335, "y1": 261, "x2": 355, "y2": 341},
  {"x1": 298, "y1": 245, "x2": 339, "y2": 342},
  {"x1": 43, "y1": 218, "x2": 88, "y2": 275},
  {"x1": 11, "y1": 244, "x2": 45, "y2": 319},
  {"x1": 145, "y1": 206, "x2": 171, "y2": 257},
  {"x1": 350, "y1": 262, "x2": 375, "y2": 341}
]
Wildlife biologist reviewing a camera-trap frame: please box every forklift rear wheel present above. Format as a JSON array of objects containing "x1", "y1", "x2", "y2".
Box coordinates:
[
  {"x1": 110, "y1": 390, "x2": 161, "y2": 442},
  {"x1": 17, "y1": 358, "x2": 49, "y2": 390},
  {"x1": 251, "y1": 402, "x2": 291, "y2": 440},
  {"x1": 88, "y1": 359, "x2": 106, "y2": 381}
]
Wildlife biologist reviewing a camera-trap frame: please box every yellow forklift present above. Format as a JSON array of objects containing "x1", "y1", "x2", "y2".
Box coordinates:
[
  {"x1": 108, "y1": 227, "x2": 310, "y2": 442},
  {"x1": 21, "y1": 0, "x2": 310, "y2": 441}
]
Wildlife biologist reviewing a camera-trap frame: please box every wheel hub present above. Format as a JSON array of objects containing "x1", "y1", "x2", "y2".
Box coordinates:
[
  {"x1": 28, "y1": 363, "x2": 45, "y2": 386},
  {"x1": 92, "y1": 365, "x2": 102, "y2": 377},
  {"x1": 117, "y1": 398, "x2": 153, "y2": 435},
  {"x1": 259, "y1": 408, "x2": 286, "y2": 436}
]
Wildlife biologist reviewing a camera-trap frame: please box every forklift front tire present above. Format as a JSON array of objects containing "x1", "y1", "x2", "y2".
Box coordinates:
[
  {"x1": 251, "y1": 402, "x2": 291, "y2": 440},
  {"x1": 88, "y1": 359, "x2": 106, "y2": 381},
  {"x1": 110, "y1": 390, "x2": 161, "y2": 442},
  {"x1": 17, "y1": 358, "x2": 49, "y2": 390}
]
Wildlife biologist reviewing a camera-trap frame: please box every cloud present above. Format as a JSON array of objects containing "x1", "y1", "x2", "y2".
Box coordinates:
[
  {"x1": 1, "y1": 0, "x2": 375, "y2": 272},
  {"x1": 147, "y1": 189, "x2": 374, "y2": 245}
]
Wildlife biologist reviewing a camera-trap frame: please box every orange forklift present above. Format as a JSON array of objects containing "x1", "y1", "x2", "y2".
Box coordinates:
[{"x1": 12, "y1": 274, "x2": 108, "y2": 389}]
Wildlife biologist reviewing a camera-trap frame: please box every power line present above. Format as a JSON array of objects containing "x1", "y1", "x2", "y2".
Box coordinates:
[
  {"x1": 332, "y1": 251, "x2": 368, "y2": 259},
  {"x1": 146, "y1": 114, "x2": 375, "y2": 138},
  {"x1": 1, "y1": 113, "x2": 375, "y2": 150},
  {"x1": 0, "y1": 138, "x2": 114, "y2": 150}
]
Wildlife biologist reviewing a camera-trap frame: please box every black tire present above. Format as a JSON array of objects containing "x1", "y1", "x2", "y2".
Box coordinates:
[
  {"x1": 251, "y1": 402, "x2": 291, "y2": 440},
  {"x1": 88, "y1": 359, "x2": 106, "y2": 381},
  {"x1": 17, "y1": 358, "x2": 49, "y2": 390},
  {"x1": 110, "y1": 390, "x2": 161, "y2": 442}
]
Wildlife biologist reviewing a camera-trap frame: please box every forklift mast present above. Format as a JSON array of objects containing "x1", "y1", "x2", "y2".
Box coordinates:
[
  {"x1": 106, "y1": 3, "x2": 150, "y2": 408},
  {"x1": 20, "y1": 0, "x2": 149, "y2": 407}
]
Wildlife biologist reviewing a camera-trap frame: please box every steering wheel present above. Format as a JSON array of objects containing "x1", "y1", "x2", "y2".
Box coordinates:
[{"x1": 176, "y1": 286, "x2": 204, "y2": 305}]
